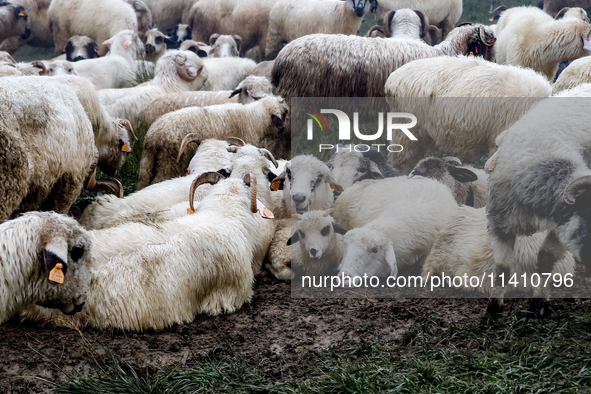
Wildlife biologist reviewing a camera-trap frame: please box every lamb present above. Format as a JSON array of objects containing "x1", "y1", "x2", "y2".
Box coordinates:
[
  {"x1": 98, "y1": 50, "x2": 207, "y2": 130},
  {"x1": 46, "y1": 59, "x2": 77, "y2": 76},
  {"x1": 336, "y1": 177, "x2": 458, "y2": 278},
  {"x1": 0, "y1": 2, "x2": 30, "y2": 43},
  {"x1": 48, "y1": 0, "x2": 138, "y2": 55},
  {"x1": 375, "y1": 0, "x2": 463, "y2": 40},
  {"x1": 0, "y1": 76, "x2": 98, "y2": 222},
  {"x1": 23, "y1": 172, "x2": 267, "y2": 331},
  {"x1": 494, "y1": 6, "x2": 591, "y2": 80},
  {"x1": 555, "y1": 6, "x2": 590, "y2": 21},
  {"x1": 288, "y1": 209, "x2": 348, "y2": 277},
  {"x1": 408, "y1": 157, "x2": 489, "y2": 208},
  {"x1": 384, "y1": 55, "x2": 552, "y2": 173},
  {"x1": 167, "y1": 23, "x2": 192, "y2": 48},
  {"x1": 273, "y1": 23, "x2": 496, "y2": 134},
  {"x1": 486, "y1": 91, "x2": 591, "y2": 318},
  {"x1": 143, "y1": 27, "x2": 174, "y2": 62},
  {"x1": 139, "y1": 75, "x2": 274, "y2": 127},
  {"x1": 422, "y1": 207, "x2": 575, "y2": 305},
  {"x1": 188, "y1": 0, "x2": 278, "y2": 59},
  {"x1": 137, "y1": 97, "x2": 286, "y2": 189},
  {"x1": 552, "y1": 56, "x2": 591, "y2": 94},
  {"x1": 208, "y1": 33, "x2": 241, "y2": 57},
  {"x1": 0, "y1": 212, "x2": 92, "y2": 324},
  {"x1": 123, "y1": 0, "x2": 152, "y2": 38},
  {"x1": 202, "y1": 57, "x2": 256, "y2": 91},
  {"x1": 179, "y1": 39, "x2": 209, "y2": 56},
  {"x1": 73, "y1": 30, "x2": 144, "y2": 90},
  {"x1": 0, "y1": 0, "x2": 48, "y2": 54},
  {"x1": 326, "y1": 145, "x2": 399, "y2": 192},
  {"x1": 63, "y1": 35, "x2": 99, "y2": 62},
  {"x1": 265, "y1": 0, "x2": 373, "y2": 60}
]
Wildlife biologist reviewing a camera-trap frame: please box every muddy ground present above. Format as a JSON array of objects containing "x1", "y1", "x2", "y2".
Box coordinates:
[{"x1": 1, "y1": 275, "x2": 587, "y2": 393}]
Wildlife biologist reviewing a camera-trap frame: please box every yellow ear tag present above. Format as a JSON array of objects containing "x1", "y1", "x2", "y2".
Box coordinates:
[
  {"x1": 121, "y1": 142, "x2": 130, "y2": 152},
  {"x1": 488, "y1": 158, "x2": 496, "y2": 172},
  {"x1": 187, "y1": 207, "x2": 195, "y2": 215},
  {"x1": 270, "y1": 180, "x2": 281, "y2": 191},
  {"x1": 49, "y1": 263, "x2": 65, "y2": 284},
  {"x1": 330, "y1": 184, "x2": 336, "y2": 190},
  {"x1": 186, "y1": 168, "x2": 191, "y2": 175},
  {"x1": 257, "y1": 199, "x2": 274, "y2": 219}
]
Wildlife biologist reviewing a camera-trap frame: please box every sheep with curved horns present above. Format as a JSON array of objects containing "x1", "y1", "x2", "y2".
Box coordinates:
[
  {"x1": 73, "y1": 30, "x2": 144, "y2": 90},
  {"x1": 99, "y1": 50, "x2": 208, "y2": 130},
  {"x1": 422, "y1": 207, "x2": 575, "y2": 309},
  {"x1": 486, "y1": 91, "x2": 591, "y2": 318},
  {"x1": 553, "y1": 56, "x2": 591, "y2": 94},
  {"x1": 208, "y1": 33, "x2": 241, "y2": 57},
  {"x1": 384, "y1": 55, "x2": 552, "y2": 174},
  {"x1": 336, "y1": 177, "x2": 458, "y2": 279},
  {"x1": 0, "y1": 2, "x2": 30, "y2": 43},
  {"x1": 62, "y1": 35, "x2": 99, "y2": 62},
  {"x1": 22, "y1": 172, "x2": 267, "y2": 331},
  {"x1": 0, "y1": 212, "x2": 93, "y2": 324},
  {"x1": 379, "y1": 9, "x2": 440, "y2": 40},
  {"x1": 139, "y1": 76, "x2": 275, "y2": 127},
  {"x1": 555, "y1": 6, "x2": 590, "y2": 21},
  {"x1": 376, "y1": 0, "x2": 462, "y2": 41},
  {"x1": 188, "y1": 0, "x2": 278, "y2": 59},
  {"x1": 137, "y1": 96, "x2": 287, "y2": 189},
  {"x1": 0, "y1": 0, "x2": 49, "y2": 54},
  {"x1": 0, "y1": 76, "x2": 103, "y2": 223},
  {"x1": 48, "y1": 0, "x2": 138, "y2": 55},
  {"x1": 408, "y1": 157, "x2": 489, "y2": 208},
  {"x1": 202, "y1": 57, "x2": 256, "y2": 91},
  {"x1": 540, "y1": 0, "x2": 591, "y2": 18},
  {"x1": 265, "y1": 0, "x2": 373, "y2": 60},
  {"x1": 167, "y1": 24, "x2": 192, "y2": 48},
  {"x1": 123, "y1": 0, "x2": 152, "y2": 39},
  {"x1": 273, "y1": 23, "x2": 496, "y2": 135},
  {"x1": 494, "y1": 6, "x2": 591, "y2": 80}
]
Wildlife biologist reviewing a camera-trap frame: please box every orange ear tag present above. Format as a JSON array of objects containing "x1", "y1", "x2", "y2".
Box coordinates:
[
  {"x1": 489, "y1": 17, "x2": 494, "y2": 22},
  {"x1": 488, "y1": 158, "x2": 496, "y2": 172},
  {"x1": 121, "y1": 142, "x2": 130, "y2": 152},
  {"x1": 49, "y1": 263, "x2": 65, "y2": 284},
  {"x1": 270, "y1": 180, "x2": 281, "y2": 191},
  {"x1": 257, "y1": 199, "x2": 274, "y2": 219},
  {"x1": 187, "y1": 207, "x2": 195, "y2": 215},
  {"x1": 186, "y1": 168, "x2": 191, "y2": 175}
]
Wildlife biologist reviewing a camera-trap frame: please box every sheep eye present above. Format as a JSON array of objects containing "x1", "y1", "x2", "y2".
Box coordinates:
[
  {"x1": 321, "y1": 226, "x2": 330, "y2": 236},
  {"x1": 370, "y1": 247, "x2": 378, "y2": 254},
  {"x1": 155, "y1": 37, "x2": 163, "y2": 44},
  {"x1": 298, "y1": 230, "x2": 305, "y2": 238},
  {"x1": 68, "y1": 69, "x2": 73, "y2": 72},
  {"x1": 49, "y1": 68, "x2": 54, "y2": 72},
  {"x1": 71, "y1": 245, "x2": 85, "y2": 262}
]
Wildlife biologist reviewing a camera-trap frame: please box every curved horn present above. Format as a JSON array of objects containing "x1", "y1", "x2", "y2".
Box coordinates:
[
  {"x1": 229, "y1": 87, "x2": 242, "y2": 98},
  {"x1": 479, "y1": 25, "x2": 496, "y2": 46},
  {"x1": 119, "y1": 119, "x2": 137, "y2": 140},
  {"x1": 31, "y1": 60, "x2": 47, "y2": 75},
  {"x1": 246, "y1": 173, "x2": 258, "y2": 213},
  {"x1": 226, "y1": 137, "x2": 245, "y2": 147},
  {"x1": 490, "y1": 5, "x2": 507, "y2": 14},
  {"x1": 384, "y1": 10, "x2": 396, "y2": 37},
  {"x1": 188, "y1": 171, "x2": 224, "y2": 212},
  {"x1": 564, "y1": 175, "x2": 591, "y2": 205},
  {"x1": 457, "y1": 22, "x2": 474, "y2": 27},
  {"x1": 413, "y1": 10, "x2": 430, "y2": 38},
  {"x1": 94, "y1": 178, "x2": 124, "y2": 198},
  {"x1": 175, "y1": 53, "x2": 196, "y2": 81},
  {"x1": 86, "y1": 169, "x2": 97, "y2": 190},
  {"x1": 442, "y1": 156, "x2": 462, "y2": 166},
  {"x1": 367, "y1": 26, "x2": 385, "y2": 38},
  {"x1": 177, "y1": 133, "x2": 203, "y2": 163},
  {"x1": 259, "y1": 148, "x2": 278, "y2": 168}
]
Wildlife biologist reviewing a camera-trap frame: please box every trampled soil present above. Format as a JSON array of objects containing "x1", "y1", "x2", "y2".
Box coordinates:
[{"x1": 0, "y1": 276, "x2": 587, "y2": 393}]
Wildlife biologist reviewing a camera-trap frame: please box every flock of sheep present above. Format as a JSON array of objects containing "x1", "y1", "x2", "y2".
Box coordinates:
[{"x1": 1, "y1": 0, "x2": 591, "y2": 332}]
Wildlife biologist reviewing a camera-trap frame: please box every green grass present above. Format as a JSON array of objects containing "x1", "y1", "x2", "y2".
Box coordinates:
[{"x1": 53, "y1": 305, "x2": 591, "y2": 393}]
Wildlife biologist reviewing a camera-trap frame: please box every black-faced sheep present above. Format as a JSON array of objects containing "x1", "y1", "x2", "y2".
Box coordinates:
[
  {"x1": 0, "y1": 212, "x2": 93, "y2": 324},
  {"x1": 208, "y1": 33, "x2": 241, "y2": 57},
  {"x1": 63, "y1": 35, "x2": 99, "y2": 62},
  {"x1": 0, "y1": 1, "x2": 30, "y2": 43},
  {"x1": 167, "y1": 23, "x2": 192, "y2": 48},
  {"x1": 179, "y1": 39, "x2": 209, "y2": 57}
]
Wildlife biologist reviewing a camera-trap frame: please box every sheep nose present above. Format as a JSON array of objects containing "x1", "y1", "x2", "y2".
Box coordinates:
[
  {"x1": 292, "y1": 193, "x2": 306, "y2": 204},
  {"x1": 73, "y1": 56, "x2": 84, "y2": 62},
  {"x1": 145, "y1": 44, "x2": 155, "y2": 54},
  {"x1": 310, "y1": 248, "x2": 317, "y2": 257}
]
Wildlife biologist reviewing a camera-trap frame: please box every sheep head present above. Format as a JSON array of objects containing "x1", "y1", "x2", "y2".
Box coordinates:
[
  {"x1": 339, "y1": 228, "x2": 398, "y2": 279},
  {"x1": 209, "y1": 34, "x2": 241, "y2": 57},
  {"x1": 288, "y1": 209, "x2": 347, "y2": 262},
  {"x1": 65, "y1": 36, "x2": 99, "y2": 62}
]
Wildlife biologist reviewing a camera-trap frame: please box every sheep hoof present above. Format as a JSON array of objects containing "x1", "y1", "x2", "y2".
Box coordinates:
[
  {"x1": 525, "y1": 298, "x2": 547, "y2": 320},
  {"x1": 485, "y1": 298, "x2": 504, "y2": 319}
]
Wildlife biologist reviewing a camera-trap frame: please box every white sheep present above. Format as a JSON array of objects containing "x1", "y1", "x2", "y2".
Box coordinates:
[
  {"x1": 494, "y1": 6, "x2": 591, "y2": 80},
  {"x1": 202, "y1": 57, "x2": 257, "y2": 91},
  {"x1": 46, "y1": 59, "x2": 77, "y2": 76},
  {"x1": 336, "y1": 177, "x2": 458, "y2": 278},
  {"x1": 409, "y1": 157, "x2": 489, "y2": 208},
  {"x1": 73, "y1": 30, "x2": 144, "y2": 90},
  {"x1": 137, "y1": 96, "x2": 287, "y2": 189},
  {"x1": 208, "y1": 33, "x2": 241, "y2": 57},
  {"x1": 0, "y1": 1, "x2": 30, "y2": 43},
  {"x1": 99, "y1": 50, "x2": 207, "y2": 130},
  {"x1": 62, "y1": 35, "x2": 100, "y2": 62},
  {"x1": 265, "y1": 0, "x2": 373, "y2": 60},
  {"x1": 552, "y1": 56, "x2": 591, "y2": 94},
  {"x1": 380, "y1": 9, "x2": 439, "y2": 40},
  {"x1": 0, "y1": 212, "x2": 92, "y2": 324},
  {"x1": 48, "y1": 0, "x2": 138, "y2": 55},
  {"x1": 384, "y1": 55, "x2": 552, "y2": 174}
]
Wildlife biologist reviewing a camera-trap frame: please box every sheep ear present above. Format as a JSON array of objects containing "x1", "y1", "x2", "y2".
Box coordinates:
[
  {"x1": 164, "y1": 37, "x2": 176, "y2": 47},
  {"x1": 287, "y1": 232, "x2": 299, "y2": 245},
  {"x1": 326, "y1": 175, "x2": 344, "y2": 192},
  {"x1": 232, "y1": 35, "x2": 242, "y2": 52},
  {"x1": 323, "y1": 208, "x2": 334, "y2": 217},
  {"x1": 197, "y1": 49, "x2": 208, "y2": 58},
  {"x1": 332, "y1": 223, "x2": 348, "y2": 235},
  {"x1": 43, "y1": 238, "x2": 69, "y2": 283},
  {"x1": 449, "y1": 167, "x2": 478, "y2": 183},
  {"x1": 209, "y1": 33, "x2": 220, "y2": 46},
  {"x1": 385, "y1": 242, "x2": 397, "y2": 278}
]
